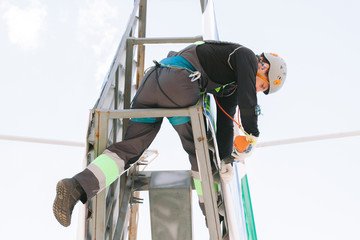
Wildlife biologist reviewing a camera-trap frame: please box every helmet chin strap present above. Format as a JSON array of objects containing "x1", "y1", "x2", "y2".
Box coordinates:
[
  {"x1": 257, "y1": 56, "x2": 270, "y2": 84},
  {"x1": 257, "y1": 73, "x2": 270, "y2": 84}
]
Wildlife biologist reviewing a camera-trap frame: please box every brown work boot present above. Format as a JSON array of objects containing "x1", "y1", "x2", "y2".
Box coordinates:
[{"x1": 53, "y1": 178, "x2": 86, "y2": 227}]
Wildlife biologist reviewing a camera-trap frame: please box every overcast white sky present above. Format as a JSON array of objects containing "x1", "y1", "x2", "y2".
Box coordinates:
[{"x1": 0, "y1": 0, "x2": 360, "y2": 239}]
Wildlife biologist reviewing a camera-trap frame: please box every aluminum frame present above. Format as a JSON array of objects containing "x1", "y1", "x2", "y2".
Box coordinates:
[{"x1": 94, "y1": 105, "x2": 222, "y2": 240}]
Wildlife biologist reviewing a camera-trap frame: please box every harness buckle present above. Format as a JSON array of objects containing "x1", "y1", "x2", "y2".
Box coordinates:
[
  {"x1": 153, "y1": 60, "x2": 161, "y2": 67},
  {"x1": 189, "y1": 71, "x2": 201, "y2": 82}
]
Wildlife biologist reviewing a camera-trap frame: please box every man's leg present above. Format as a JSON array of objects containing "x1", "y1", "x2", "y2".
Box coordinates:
[
  {"x1": 169, "y1": 120, "x2": 208, "y2": 214},
  {"x1": 170, "y1": 119, "x2": 221, "y2": 223},
  {"x1": 53, "y1": 119, "x2": 163, "y2": 227}
]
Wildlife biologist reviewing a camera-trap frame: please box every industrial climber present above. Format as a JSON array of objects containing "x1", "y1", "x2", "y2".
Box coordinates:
[{"x1": 53, "y1": 40, "x2": 287, "y2": 227}]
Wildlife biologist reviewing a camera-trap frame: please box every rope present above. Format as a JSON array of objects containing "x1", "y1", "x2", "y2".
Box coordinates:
[
  {"x1": 2, "y1": 131, "x2": 360, "y2": 149},
  {"x1": 256, "y1": 131, "x2": 360, "y2": 148},
  {"x1": 214, "y1": 96, "x2": 256, "y2": 144},
  {"x1": 0, "y1": 135, "x2": 84, "y2": 147}
]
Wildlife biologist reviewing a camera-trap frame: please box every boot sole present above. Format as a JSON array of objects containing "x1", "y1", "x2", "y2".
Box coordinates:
[{"x1": 53, "y1": 180, "x2": 72, "y2": 227}]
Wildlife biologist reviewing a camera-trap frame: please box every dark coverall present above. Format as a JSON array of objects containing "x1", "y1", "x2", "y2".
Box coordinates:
[{"x1": 73, "y1": 41, "x2": 260, "y2": 215}]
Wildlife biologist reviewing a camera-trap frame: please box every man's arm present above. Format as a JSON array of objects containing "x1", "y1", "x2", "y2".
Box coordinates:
[
  {"x1": 216, "y1": 94, "x2": 237, "y2": 159},
  {"x1": 230, "y1": 47, "x2": 260, "y2": 137}
]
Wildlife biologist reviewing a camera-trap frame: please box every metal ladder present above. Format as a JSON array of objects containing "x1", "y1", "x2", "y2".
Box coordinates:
[{"x1": 80, "y1": 0, "x2": 223, "y2": 239}]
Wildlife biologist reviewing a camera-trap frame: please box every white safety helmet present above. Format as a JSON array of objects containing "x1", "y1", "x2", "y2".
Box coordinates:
[{"x1": 263, "y1": 53, "x2": 287, "y2": 95}]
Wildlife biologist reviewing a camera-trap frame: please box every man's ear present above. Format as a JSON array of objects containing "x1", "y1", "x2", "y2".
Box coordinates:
[
  {"x1": 262, "y1": 63, "x2": 269, "y2": 71},
  {"x1": 258, "y1": 62, "x2": 269, "y2": 71}
]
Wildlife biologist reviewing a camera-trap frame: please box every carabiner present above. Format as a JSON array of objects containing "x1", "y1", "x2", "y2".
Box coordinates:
[{"x1": 189, "y1": 71, "x2": 201, "y2": 82}]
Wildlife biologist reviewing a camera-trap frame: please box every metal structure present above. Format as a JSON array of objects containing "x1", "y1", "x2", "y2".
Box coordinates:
[
  {"x1": 1, "y1": 0, "x2": 359, "y2": 239},
  {"x1": 88, "y1": 106, "x2": 222, "y2": 239},
  {"x1": 81, "y1": 0, "x2": 223, "y2": 239},
  {"x1": 149, "y1": 171, "x2": 193, "y2": 240}
]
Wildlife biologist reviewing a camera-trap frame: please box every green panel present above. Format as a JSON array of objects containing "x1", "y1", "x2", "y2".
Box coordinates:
[{"x1": 241, "y1": 175, "x2": 257, "y2": 240}]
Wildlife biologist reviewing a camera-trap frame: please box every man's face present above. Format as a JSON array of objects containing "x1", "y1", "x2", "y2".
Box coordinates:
[
  {"x1": 256, "y1": 62, "x2": 270, "y2": 93},
  {"x1": 256, "y1": 77, "x2": 270, "y2": 93}
]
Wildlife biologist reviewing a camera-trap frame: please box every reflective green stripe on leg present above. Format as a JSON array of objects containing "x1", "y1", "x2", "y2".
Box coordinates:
[
  {"x1": 92, "y1": 154, "x2": 119, "y2": 187},
  {"x1": 193, "y1": 178, "x2": 219, "y2": 196}
]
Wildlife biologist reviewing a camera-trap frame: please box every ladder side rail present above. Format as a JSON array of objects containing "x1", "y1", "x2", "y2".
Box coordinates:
[
  {"x1": 112, "y1": 66, "x2": 120, "y2": 145},
  {"x1": 99, "y1": 111, "x2": 132, "y2": 240},
  {"x1": 188, "y1": 105, "x2": 222, "y2": 240},
  {"x1": 93, "y1": 111, "x2": 111, "y2": 240},
  {"x1": 136, "y1": 0, "x2": 147, "y2": 88},
  {"x1": 129, "y1": 2, "x2": 147, "y2": 236},
  {"x1": 124, "y1": 38, "x2": 135, "y2": 111},
  {"x1": 97, "y1": 0, "x2": 140, "y2": 109}
]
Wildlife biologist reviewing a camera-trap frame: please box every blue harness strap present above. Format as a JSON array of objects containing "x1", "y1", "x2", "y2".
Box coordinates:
[
  {"x1": 168, "y1": 116, "x2": 191, "y2": 126},
  {"x1": 159, "y1": 56, "x2": 195, "y2": 72},
  {"x1": 130, "y1": 117, "x2": 161, "y2": 123},
  {"x1": 131, "y1": 116, "x2": 190, "y2": 126}
]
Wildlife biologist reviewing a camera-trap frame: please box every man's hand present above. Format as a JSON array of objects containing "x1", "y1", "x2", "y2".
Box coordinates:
[
  {"x1": 219, "y1": 161, "x2": 234, "y2": 184},
  {"x1": 232, "y1": 136, "x2": 258, "y2": 162}
]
